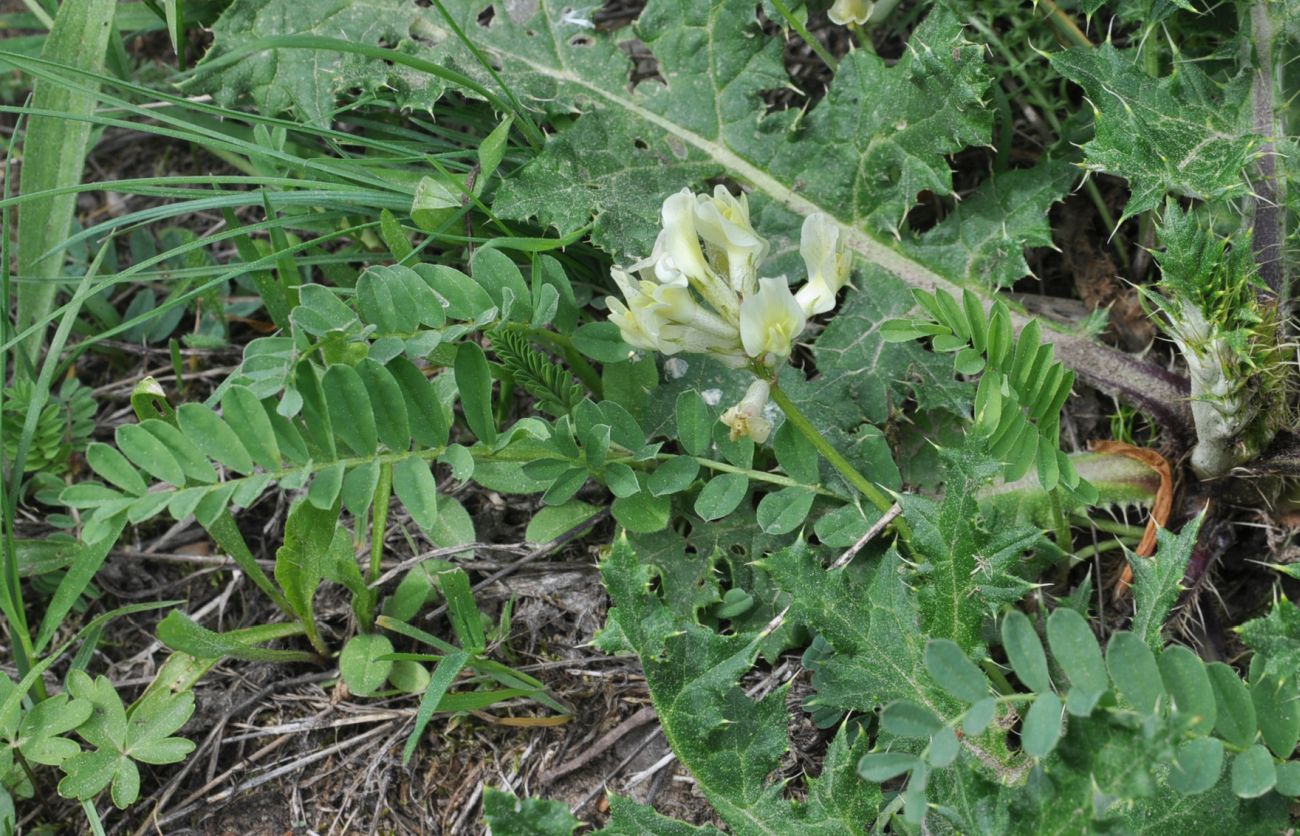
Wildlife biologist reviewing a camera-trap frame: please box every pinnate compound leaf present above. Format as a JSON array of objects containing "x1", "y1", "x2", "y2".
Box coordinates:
[{"x1": 1051, "y1": 44, "x2": 1257, "y2": 222}]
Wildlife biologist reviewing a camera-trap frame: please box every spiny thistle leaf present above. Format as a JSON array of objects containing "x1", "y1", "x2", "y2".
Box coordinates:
[
  {"x1": 192, "y1": 0, "x2": 449, "y2": 127},
  {"x1": 602, "y1": 537, "x2": 879, "y2": 833},
  {"x1": 901, "y1": 162, "x2": 1075, "y2": 291},
  {"x1": 1127, "y1": 513, "x2": 1203, "y2": 649},
  {"x1": 1051, "y1": 44, "x2": 1258, "y2": 223}
]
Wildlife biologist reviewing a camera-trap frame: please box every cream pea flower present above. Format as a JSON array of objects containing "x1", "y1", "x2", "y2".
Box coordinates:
[
  {"x1": 795, "y1": 213, "x2": 852, "y2": 315},
  {"x1": 721, "y1": 380, "x2": 774, "y2": 443},
  {"x1": 829, "y1": 0, "x2": 874, "y2": 26},
  {"x1": 606, "y1": 189, "x2": 856, "y2": 374},
  {"x1": 606, "y1": 269, "x2": 665, "y2": 352},
  {"x1": 740, "y1": 277, "x2": 806, "y2": 365},
  {"x1": 694, "y1": 185, "x2": 768, "y2": 296}
]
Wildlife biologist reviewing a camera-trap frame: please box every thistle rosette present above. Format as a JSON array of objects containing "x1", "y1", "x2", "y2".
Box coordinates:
[
  {"x1": 1145, "y1": 203, "x2": 1289, "y2": 478},
  {"x1": 605, "y1": 188, "x2": 853, "y2": 441}
]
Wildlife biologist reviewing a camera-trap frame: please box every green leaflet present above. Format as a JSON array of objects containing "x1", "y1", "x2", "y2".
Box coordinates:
[
  {"x1": 1051, "y1": 44, "x2": 1258, "y2": 222},
  {"x1": 602, "y1": 538, "x2": 879, "y2": 834}
]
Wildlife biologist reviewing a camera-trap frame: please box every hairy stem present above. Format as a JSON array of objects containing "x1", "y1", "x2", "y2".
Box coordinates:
[{"x1": 1249, "y1": 0, "x2": 1286, "y2": 303}]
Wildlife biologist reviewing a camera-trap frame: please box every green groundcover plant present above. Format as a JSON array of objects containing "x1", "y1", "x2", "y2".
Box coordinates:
[{"x1": 1, "y1": 0, "x2": 1297, "y2": 831}]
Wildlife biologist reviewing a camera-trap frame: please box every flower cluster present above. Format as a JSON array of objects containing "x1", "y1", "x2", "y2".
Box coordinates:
[
  {"x1": 605, "y1": 187, "x2": 853, "y2": 442},
  {"x1": 607, "y1": 187, "x2": 851, "y2": 369}
]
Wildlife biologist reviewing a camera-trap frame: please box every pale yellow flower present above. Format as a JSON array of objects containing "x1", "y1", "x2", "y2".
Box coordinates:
[
  {"x1": 740, "y1": 277, "x2": 806, "y2": 365},
  {"x1": 829, "y1": 0, "x2": 874, "y2": 26},
  {"x1": 694, "y1": 186, "x2": 768, "y2": 296},
  {"x1": 721, "y1": 380, "x2": 774, "y2": 443},
  {"x1": 794, "y1": 213, "x2": 852, "y2": 315}
]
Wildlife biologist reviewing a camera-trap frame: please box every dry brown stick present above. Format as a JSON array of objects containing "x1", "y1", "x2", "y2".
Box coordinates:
[
  {"x1": 540, "y1": 705, "x2": 658, "y2": 785},
  {"x1": 830, "y1": 502, "x2": 902, "y2": 570}
]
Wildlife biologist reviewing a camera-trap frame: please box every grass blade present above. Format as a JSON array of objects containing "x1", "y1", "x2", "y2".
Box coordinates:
[{"x1": 14, "y1": 0, "x2": 117, "y2": 370}]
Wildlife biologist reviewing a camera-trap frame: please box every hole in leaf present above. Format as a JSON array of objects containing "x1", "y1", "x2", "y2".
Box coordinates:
[
  {"x1": 620, "y1": 39, "x2": 664, "y2": 90},
  {"x1": 477, "y1": 5, "x2": 495, "y2": 26}
]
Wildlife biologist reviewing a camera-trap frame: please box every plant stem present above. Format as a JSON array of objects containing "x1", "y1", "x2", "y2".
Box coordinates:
[
  {"x1": 358, "y1": 462, "x2": 393, "y2": 630},
  {"x1": 769, "y1": 382, "x2": 911, "y2": 540},
  {"x1": 769, "y1": 0, "x2": 838, "y2": 71}
]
